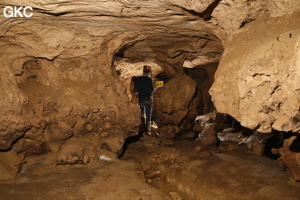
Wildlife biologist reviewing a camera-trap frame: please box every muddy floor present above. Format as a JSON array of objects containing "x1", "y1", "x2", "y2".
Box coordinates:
[{"x1": 0, "y1": 137, "x2": 299, "y2": 200}]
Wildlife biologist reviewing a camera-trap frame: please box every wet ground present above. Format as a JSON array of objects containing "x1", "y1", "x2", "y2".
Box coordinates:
[{"x1": 0, "y1": 138, "x2": 299, "y2": 200}]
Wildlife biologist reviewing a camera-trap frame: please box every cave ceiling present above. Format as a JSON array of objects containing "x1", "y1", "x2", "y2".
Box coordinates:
[
  {"x1": 0, "y1": 0, "x2": 224, "y2": 76},
  {"x1": 1, "y1": 0, "x2": 299, "y2": 72}
]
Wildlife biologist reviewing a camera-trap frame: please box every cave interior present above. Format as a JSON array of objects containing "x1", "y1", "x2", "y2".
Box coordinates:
[{"x1": 0, "y1": 0, "x2": 300, "y2": 199}]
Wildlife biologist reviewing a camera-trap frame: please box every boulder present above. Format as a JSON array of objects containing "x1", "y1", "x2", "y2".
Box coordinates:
[{"x1": 272, "y1": 136, "x2": 300, "y2": 182}]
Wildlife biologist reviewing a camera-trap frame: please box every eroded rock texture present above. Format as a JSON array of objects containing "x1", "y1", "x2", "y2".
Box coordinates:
[
  {"x1": 153, "y1": 75, "x2": 198, "y2": 138},
  {"x1": 0, "y1": 0, "x2": 299, "y2": 181},
  {"x1": 272, "y1": 136, "x2": 300, "y2": 181},
  {"x1": 0, "y1": 0, "x2": 223, "y2": 180},
  {"x1": 210, "y1": 14, "x2": 300, "y2": 133}
]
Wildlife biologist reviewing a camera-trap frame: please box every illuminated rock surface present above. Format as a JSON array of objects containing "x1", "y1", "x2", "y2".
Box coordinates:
[{"x1": 0, "y1": 0, "x2": 299, "y2": 197}]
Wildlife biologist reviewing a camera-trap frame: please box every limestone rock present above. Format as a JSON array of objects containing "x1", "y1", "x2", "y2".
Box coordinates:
[
  {"x1": 57, "y1": 143, "x2": 85, "y2": 165},
  {"x1": 153, "y1": 75, "x2": 197, "y2": 138},
  {"x1": 194, "y1": 111, "x2": 218, "y2": 145},
  {"x1": 197, "y1": 123, "x2": 217, "y2": 146},
  {"x1": 0, "y1": 150, "x2": 24, "y2": 181},
  {"x1": 210, "y1": 14, "x2": 300, "y2": 133},
  {"x1": 208, "y1": 0, "x2": 300, "y2": 41},
  {"x1": 101, "y1": 135, "x2": 125, "y2": 156},
  {"x1": 0, "y1": 0, "x2": 220, "y2": 154},
  {"x1": 272, "y1": 136, "x2": 300, "y2": 182},
  {"x1": 0, "y1": 0, "x2": 300, "y2": 182},
  {"x1": 44, "y1": 121, "x2": 73, "y2": 143},
  {"x1": 56, "y1": 137, "x2": 97, "y2": 165}
]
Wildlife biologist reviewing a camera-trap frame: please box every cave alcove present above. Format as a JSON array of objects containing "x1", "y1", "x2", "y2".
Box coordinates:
[{"x1": 112, "y1": 33, "x2": 223, "y2": 139}]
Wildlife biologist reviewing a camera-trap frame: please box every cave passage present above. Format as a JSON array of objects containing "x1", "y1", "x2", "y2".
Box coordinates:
[{"x1": 1, "y1": 0, "x2": 300, "y2": 199}]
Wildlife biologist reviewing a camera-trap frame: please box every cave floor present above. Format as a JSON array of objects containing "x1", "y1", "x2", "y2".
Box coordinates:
[{"x1": 0, "y1": 138, "x2": 299, "y2": 200}]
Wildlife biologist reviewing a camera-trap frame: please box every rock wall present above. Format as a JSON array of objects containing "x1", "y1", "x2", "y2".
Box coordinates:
[
  {"x1": 0, "y1": 17, "x2": 142, "y2": 180},
  {"x1": 206, "y1": 1, "x2": 300, "y2": 181},
  {"x1": 0, "y1": 0, "x2": 222, "y2": 180},
  {"x1": 153, "y1": 75, "x2": 198, "y2": 138},
  {"x1": 272, "y1": 136, "x2": 300, "y2": 181},
  {"x1": 0, "y1": 0, "x2": 300, "y2": 181},
  {"x1": 210, "y1": 13, "x2": 300, "y2": 133}
]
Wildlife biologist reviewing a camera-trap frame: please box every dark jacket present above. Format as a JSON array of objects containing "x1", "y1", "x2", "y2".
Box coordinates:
[{"x1": 133, "y1": 76, "x2": 154, "y2": 104}]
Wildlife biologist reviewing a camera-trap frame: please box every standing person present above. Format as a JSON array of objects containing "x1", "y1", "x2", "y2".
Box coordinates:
[{"x1": 133, "y1": 65, "x2": 155, "y2": 136}]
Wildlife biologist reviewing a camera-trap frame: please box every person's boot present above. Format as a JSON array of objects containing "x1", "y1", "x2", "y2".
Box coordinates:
[
  {"x1": 151, "y1": 121, "x2": 158, "y2": 129},
  {"x1": 146, "y1": 121, "x2": 151, "y2": 136}
]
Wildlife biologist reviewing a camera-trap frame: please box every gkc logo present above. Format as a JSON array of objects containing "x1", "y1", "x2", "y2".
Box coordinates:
[{"x1": 3, "y1": 6, "x2": 33, "y2": 18}]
